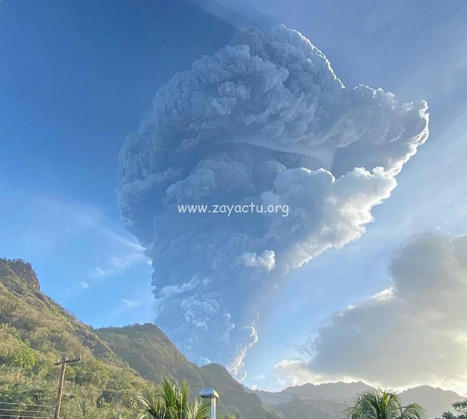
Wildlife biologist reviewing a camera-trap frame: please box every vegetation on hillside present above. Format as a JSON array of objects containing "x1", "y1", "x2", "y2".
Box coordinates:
[
  {"x1": 0, "y1": 258, "x2": 155, "y2": 418},
  {"x1": 98, "y1": 325, "x2": 279, "y2": 419},
  {"x1": 1, "y1": 258, "x2": 433, "y2": 419},
  {"x1": 0, "y1": 258, "x2": 279, "y2": 418},
  {"x1": 97, "y1": 324, "x2": 206, "y2": 393}
]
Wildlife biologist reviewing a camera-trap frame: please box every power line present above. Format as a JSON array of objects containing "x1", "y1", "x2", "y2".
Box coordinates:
[
  {"x1": 0, "y1": 412, "x2": 50, "y2": 419},
  {"x1": 0, "y1": 415, "x2": 49, "y2": 418},
  {"x1": 0, "y1": 404, "x2": 52, "y2": 412},
  {"x1": 0, "y1": 401, "x2": 52, "y2": 419},
  {"x1": 0, "y1": 408, "x2": 51, "y2": 413},
  {"x1": 0, "y1": 402, "x2": 51, "y2": 408}
]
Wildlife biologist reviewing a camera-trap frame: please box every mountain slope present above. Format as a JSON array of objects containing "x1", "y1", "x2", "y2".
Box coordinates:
[
  {"x1": 97, "y1": 324, "x2": 206, "y2": 392},
  {"x1": 400, "y1": 386, "x2": 463, "y2": 419},
  {"x1": 201, "y1": 363, "x2": 279, "y2": 419},
  {"x1": 254, "y1": 382, "x2": 371, "y2": 419},
  {"x1": 286, "y1": 381, "x2": 371, "y2": 402},
  {"x1": 98, "y1": 324, "x2": 279, "y2": 419},
  {"x1": 272, "y1": 395, "x2": 348, "y2": 419},
  {"x1": 0, "y1": 258, "x2": 155, "y2": 418},
  {"x1": 2, "y1": 257, "x2": 461, "y2": 419},
  {"x1": 0, "y1": 258, "x2": 279, "y2": 418}
]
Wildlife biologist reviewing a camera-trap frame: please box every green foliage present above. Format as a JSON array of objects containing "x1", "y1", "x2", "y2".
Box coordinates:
[
  {"x1": 138, "y1": 378, "x2": 209, "y2": 419},
  {"x1": 347, "y1": 389, "x2": 425, "y2": 419},
  {"x1": 0, "y1": 258, "x2": 278, "y2": 418},
  {"x1": 0, "y1": 258, "x2": 155, "y2": 418},
  {"x1": 97, "y1": 324, "x2": 206, "y2": 392},
  {"x1": 12, "y1": 342, "x2": 36, "y2": 371},
  {"x1": 98, "y1": 326, "x2": 279, "y2": 419},
  {"x1": 437, "y1": 399, "x2": 467, "y2": 419}
]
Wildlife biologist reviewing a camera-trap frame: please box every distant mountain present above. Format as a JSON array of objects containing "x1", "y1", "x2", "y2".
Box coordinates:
[
  {"x1": 201, "y1": 363, "x2": 280, "y2": 418},
  {"x1": 255, "y1": 381, "x2": 372, "y2": 405},
  {"x1": 0, "y1": 258, "x2": 279, "y2": 418},
  {"x1": 254, "y1": 382, "x2": 370, "y2": 419},
  {"x1": 271, "y1": 395, "x2": 349, "y2": 419},
  {"x1": 255, "y1": 381, "x2": 465, "y2": 419},
  {"x1": 400, "y1": 386, "x2": 463, "y2": 419}
]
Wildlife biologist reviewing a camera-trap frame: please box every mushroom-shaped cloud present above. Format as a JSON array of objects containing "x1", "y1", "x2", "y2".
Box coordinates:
[{"x1": 118, "y1": 25, "x2": 428, "y2": 375}]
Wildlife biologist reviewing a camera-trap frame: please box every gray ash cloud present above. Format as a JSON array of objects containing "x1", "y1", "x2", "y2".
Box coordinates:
[{"x1": 118, "y1": 25, "x2": 428, "y2": 376}]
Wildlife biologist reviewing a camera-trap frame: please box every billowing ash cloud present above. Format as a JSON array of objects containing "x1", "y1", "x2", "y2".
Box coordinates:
[
  {"x1": 118, "y1": 25, "x2": 428, "y2": 373},
  {"x1": 277, "y1": 233, "x2": 467, "y2": 391}
]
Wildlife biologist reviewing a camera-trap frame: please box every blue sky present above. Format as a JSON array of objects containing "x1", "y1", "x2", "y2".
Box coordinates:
[
  {"x1": 0, "y1": 0, "x2": 233, "y2": 325},
  {"x1": 1, "y1": 0, "x2": 467, "y2": 391}
]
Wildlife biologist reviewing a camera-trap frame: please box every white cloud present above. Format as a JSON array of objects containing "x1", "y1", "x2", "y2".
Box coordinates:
[
  {"x1": 90, "y1": 251, "x2": 147, "y2": 278},
  {"x1": 121, "y1": 298, "x2": 141, "y2": 308},
  {"x1": 239, "y1": 250, "x2": 276, "y2": 271},
  {"x1": 105, "y1": 291, "x2": 155, "y2": 324},
  {"x1": 273, "y1": 359, "x2": 329, "y2": 388},
  {"x1": 282, "y1": 233, "x2": 467, "y2": 394}
]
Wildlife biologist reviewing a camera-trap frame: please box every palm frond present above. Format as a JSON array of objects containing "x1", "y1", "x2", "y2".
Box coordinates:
[
  {"x1": 138, "y1": 377, "x2": 209, "y2": 419},
  {"x1": 185, "y1": 399, "x2": 209, "y2": 419},
  {"x1": 347, "y1": 389, "x2": 426, "y2": 419},
  {"x1": 399, "y1": 403, "x2": 425, "y2": 419}
]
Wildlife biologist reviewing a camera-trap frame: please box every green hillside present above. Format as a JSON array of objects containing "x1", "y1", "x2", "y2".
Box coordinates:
[
  {"x1": 96, "y1": 324, "x2": 205, "y2": 393},
  {"x1": 97, "y1": 325, "x2": 280, "y2": 419},
  {"x1": 0, "y1": 258, "x2": 155, "y2": 418},
  {"x1": 0, "y1": 258, "x2": 279, "y2": 418}
]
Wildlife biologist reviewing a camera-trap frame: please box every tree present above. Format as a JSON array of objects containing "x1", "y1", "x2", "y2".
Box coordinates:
[
  {"x1": 437, "y1": 399, "x2": 467, "y2": 419},
  {"x1": 347, "y1": 389, "x2": 425, "y2": 419},
  {"x1": 12, "y1": 342, "x2": 36, "y2": 371},
  {"x1": 139, "y1": 378, "x2": 209, "y2": 419}
]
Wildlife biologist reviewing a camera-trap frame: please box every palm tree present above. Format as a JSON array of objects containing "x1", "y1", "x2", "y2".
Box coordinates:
[
  {"x1": 347, "y1": 389, "x2": 425, "y2": 419},
  {"x1": 139, "y1": 378, "x2": 209, "y2": 419},
  {"x1": 437, "y1": 399, "x2": 467, "y2": 418}
]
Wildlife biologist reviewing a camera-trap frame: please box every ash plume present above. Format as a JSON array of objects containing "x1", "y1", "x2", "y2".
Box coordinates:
[{"x1": 118, "y1": 25, "x2": 428, "y2": 375}]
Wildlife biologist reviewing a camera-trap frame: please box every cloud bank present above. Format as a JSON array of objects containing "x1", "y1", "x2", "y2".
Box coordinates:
[
  {"x1": 277, "y1": 233, "x2": 467, "y2": 392},
  {"x1": 118, "y1": 25, "x2": 428, "y2": 372}
]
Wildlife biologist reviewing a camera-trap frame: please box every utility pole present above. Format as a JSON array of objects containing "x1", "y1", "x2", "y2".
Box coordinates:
[{"x1": 54, "y1": 355, "x2": 80, "y2": 419}]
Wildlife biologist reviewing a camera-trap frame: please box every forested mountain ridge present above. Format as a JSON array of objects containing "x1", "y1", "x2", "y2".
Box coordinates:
[
  {"x1": 0, "y1": 258, "x2": 154, "y2": 417},
  {"x1": 0, "y1": 258, "x2": 278, "y2": 418},
  {"x1": 96, "y1": 325, "x2": 279, "y2": 419}
]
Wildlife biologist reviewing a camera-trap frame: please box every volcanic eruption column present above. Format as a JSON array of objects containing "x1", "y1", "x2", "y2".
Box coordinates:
[{"x1": 118, "y1": 25, "x2": 429, "y2": 376}]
